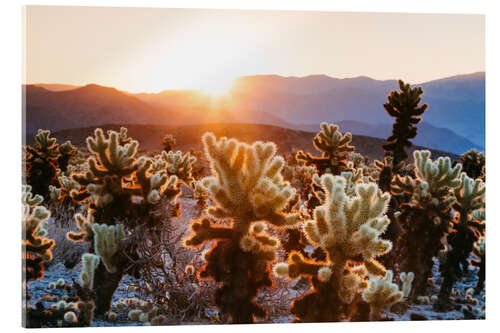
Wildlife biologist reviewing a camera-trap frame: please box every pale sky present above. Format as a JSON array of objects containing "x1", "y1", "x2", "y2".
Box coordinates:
[{"x1": 24, "y1": 6, "x2": 485, "y2": 94}]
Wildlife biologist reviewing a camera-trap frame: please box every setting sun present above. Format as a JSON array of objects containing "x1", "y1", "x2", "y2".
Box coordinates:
[{"x1": 197, "y1": 77, "x2": 236, "y2": 97}]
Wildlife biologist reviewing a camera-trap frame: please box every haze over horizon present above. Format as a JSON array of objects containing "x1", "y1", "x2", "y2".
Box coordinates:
[{"x1": 24, "y1": 6, "x2": 484, "y2": 94}]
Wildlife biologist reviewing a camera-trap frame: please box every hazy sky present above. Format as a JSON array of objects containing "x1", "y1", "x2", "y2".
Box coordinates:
[{"x1": 24, "y1": 6, "x2": 485, "y2": 94}]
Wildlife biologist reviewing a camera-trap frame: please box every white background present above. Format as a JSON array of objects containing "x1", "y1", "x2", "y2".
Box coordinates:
[{"x1": 1, "y1": 0, "x2": 498, "y2": 332}]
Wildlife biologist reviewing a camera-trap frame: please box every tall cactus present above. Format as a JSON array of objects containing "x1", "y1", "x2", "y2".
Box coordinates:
[
  {"x1": 382, "y1": 80, "x2": 427, "y2": 171},
  {"x1": 184, "y1": 133, "x2": 300, "y2": 323}
]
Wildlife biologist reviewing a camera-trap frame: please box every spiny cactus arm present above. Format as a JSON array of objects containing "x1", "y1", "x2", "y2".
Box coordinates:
[
  {"x1": 67, "y1": 210, "x2": 95, "y2": 242},
  {"x1": 86, "y1": 128, "x2": 139, "y2": 178},
  {"x1": 23, "y1": 198, "x2": 53, "y2": 255},
  {"x1": 80, "y1": 253, "x2": 100, "y2": 290},
  {"x1": 274, "y1": 251, "x2": 326, "y2": 280},
  {"x1": 22, "y1": 186, "x2": 55, "y2": 282},
  {"x1": 472, "y1": 209, "x2": 485, "y2": 222},
  {"x1": 123, "y1": 157, "x2": 171, "y2": 204},
  {"x1": 313, "y1": 122, "x2": 354, "y2": 157},
  {"x1": 240, "y1": 233, "x2": 279, "y2": 261},
  {"x1": 414, "y1": 151, "x2": 462, "y2": 191},
  {"x1": 22, "y1": 185, "x2": 44, "y2": 206},
  {"x1": 58, "y1": 141, "x2": 76, "y2": 155},
  {"x1": 92, "y1": 223, "x2": 124, "y2": 273},
  {"x1": 362, "y1": 270, "x2": 403, "y2": 320},
  {"x1": 184, "y1": 218, "x2": 233, "y2": 247},
  {"x1": 384, "y1": 81, "x2": 427, "y2": 117},
  {"x1": 162, "y1": 150, "x2": 196, "y2": 185},
  {"x1": 33, "y1": 129, "x2": 59, "y2": 159},
  {"x1": 363, "y1": 258, "x2": 387, "y2": 277},
  {"x1": 399, "y1": 272, "x2": 415, "y2": 298},
  {"x1": 201, "y1": 132, "x2": 300, "y2": 229},
  {"x1": 391, "y1": 174, "x2": 416, "y2": 195},
  {"x1": 454, "y1": 173, "x2": 485, "y2": 214}
]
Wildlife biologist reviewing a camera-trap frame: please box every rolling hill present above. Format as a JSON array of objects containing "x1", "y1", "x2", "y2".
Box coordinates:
[{"x1": 45, "y1": 123, "x2": 458, "y2": 162}]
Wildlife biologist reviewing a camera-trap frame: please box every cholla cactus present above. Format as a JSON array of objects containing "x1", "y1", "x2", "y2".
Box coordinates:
[
  {"x1": 471, "y1": 237, "x2": 485, "y2": 294},
  {"x1": 161, "y1": 134, "x2": 176, "y2": 152},
  {"x1": 184, "y1": 133, "x2": 300, "y2": 323},
  {"x1": 160, "y1": 150, "x2": 196, "y2": 186},
  {"x1": 274, "y1": 174, "x2": 392, "y2": 322},
  {"x1": 296, "y1": 122, "x2": 354, "y2": 175},
  {"x1": 382, "y1": 80, "x2": 427, "y2": 170},
  {"x1": 399, "y1": 272, "x2": 415, "y2": 298},
  {"x1": 436, "y1": 173, "x2": 485, "y2": 308},
  {"x1": 49, "y1": 174, "x2": 81, "y2": 203},
  {"x1": 22, "y1": 185, "x2": 54, "y2": 288},
  {"x1": 393, "y1": 150, "x2": 462, "y2": 210},
  {"x1": 193, "y1": 180, "x2": 209, "y2": 215},
  {"x1": 80, "y1": 253, "x2": 100, "y2": 290},
  {"x1": 362, "y1": 270, "x2": 403, "y2": 321},
  {"x1": 65, "y1": 127, "x2": 185, "y2": 316},
  {"x1": 92, "y1": 224, "x2": 124, "y2": 273},
  {"x1": 392, "y1": 150, "x2": 462, "y2": 297},
  {"x1": 24, "y1": 130, "x2": 60, "y2": 197},
  {"x1": 57, "y1": 141, "x2": 77, "y2": 172},
  {"x1": 460, "y1": 149, "x2": 485, "y2": 180}
]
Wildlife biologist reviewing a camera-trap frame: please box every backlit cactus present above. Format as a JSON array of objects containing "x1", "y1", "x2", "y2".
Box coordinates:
[
  {"x1": 436, "y1": 173, "x2": 485, "y2": 309},
  {"x1": 274, "y1": 173, "x2": 392, "y2": 322},
  {"x1": 161, "y1": 133, "x2": 176, "y2": 152},
  {"x1": 362, "y1": 270, "x2": 403, "y2": 321},
  {"x1": 460, "y1": 149, "x2": 485, "y2": 180},
  {"x1": 399, "y1": 272, "x2": 415, "y2": 298},
  {"x1": 296, "y1": 122, "x2": 354, "y2": 175},
  {"x1": 392, "y1": 150, "x2": 463, "y2": 297},
  {"x1": 92, "y1": 224, "x2": 124, "y2": 273},
  {"x1": 382, "y1": 80, "x2": 427, "y2": 170},
  {"x1": 65, "y1": 127, "x2": 186, "y2": 316},
  {"x1": 22, "y1": 185, "x2": 54, "y2": 289},
  {"x1": 471, "y1": 237, "x2": 485, "y2": 294},
  {"x1": 184, "y1": 132, "x2": 300, "y2": 323}
]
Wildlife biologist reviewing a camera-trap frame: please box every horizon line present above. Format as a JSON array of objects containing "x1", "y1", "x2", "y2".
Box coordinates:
[{"x1": 25, "y1": 70, "x2": 485, "y2": 94}]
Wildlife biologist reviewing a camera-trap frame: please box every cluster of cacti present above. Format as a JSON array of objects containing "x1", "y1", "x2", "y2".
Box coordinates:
[
  {"x1": 24, "y1": 254, "x2": 98, "y2": 328},
  {"x1": 274, "y1": 173, "x2": 393, "y2": 322},
  {"x1": 296, "y1": 122, "x2": 354, "y2": 175},
  {"x1": 184, "y1": 132, "x2": 300, "y2": 323},
  {"x1": 24, "y1": 129, "x2": 77, "y2": 198},
  {"x1": 60, "y1": 127, "x2": 191, "y2": 317},
  {"x1": 24, "y1": 79, "x2": 486, "y2": 326},
  {"x1": 382, "y1": 80, "x2": 427, "y2": 170}
]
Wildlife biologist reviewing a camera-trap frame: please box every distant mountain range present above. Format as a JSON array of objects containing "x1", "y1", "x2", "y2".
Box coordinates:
[{"x1": 25, "y1": 72, "x2": 485, "y2": 155}]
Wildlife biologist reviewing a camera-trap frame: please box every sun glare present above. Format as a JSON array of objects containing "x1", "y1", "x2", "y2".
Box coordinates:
[{"x1": 198, "y1": 78, "x2": 236, "y2": 97}]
